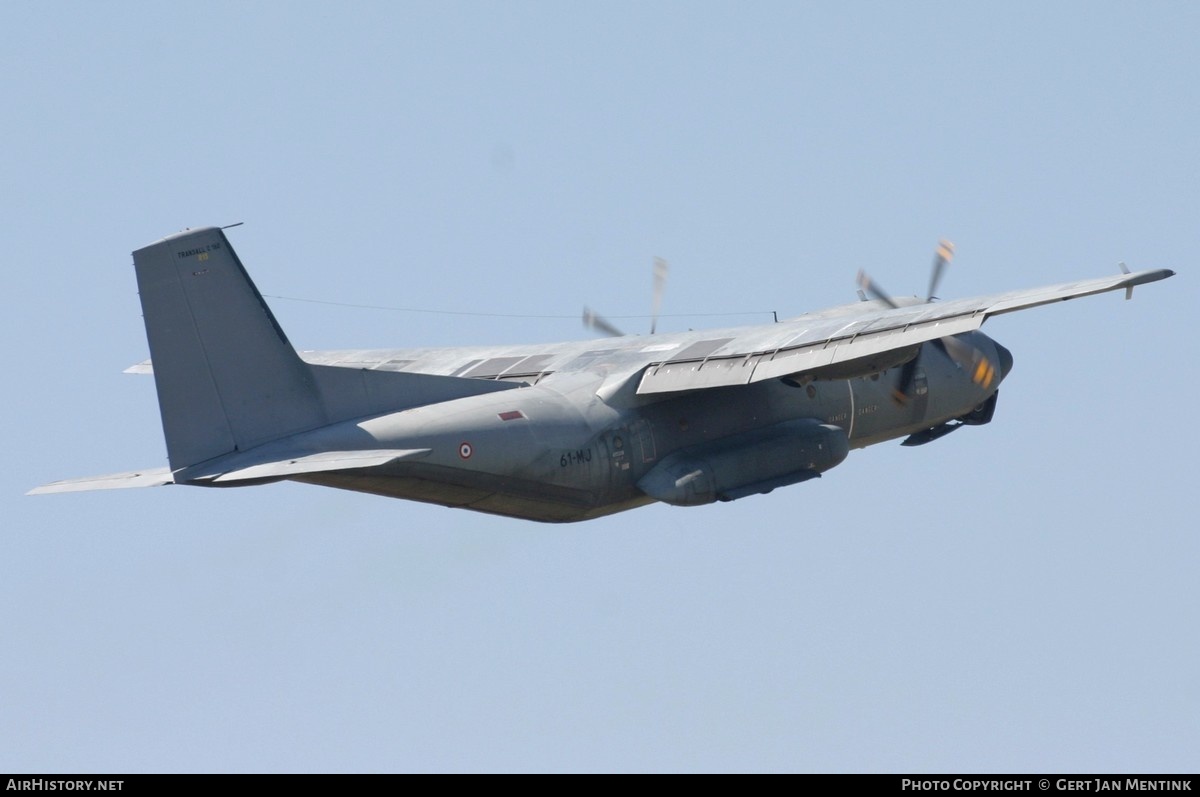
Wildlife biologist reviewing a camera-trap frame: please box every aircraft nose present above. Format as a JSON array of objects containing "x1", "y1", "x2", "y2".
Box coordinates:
[{"x1": 994, "y1": 341, "x2": 1014, "y2": 381}]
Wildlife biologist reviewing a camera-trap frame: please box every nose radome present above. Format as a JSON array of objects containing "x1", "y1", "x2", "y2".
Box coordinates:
[{"x1": 994, "y1": 341, "x2": 1014, "y2": 381}]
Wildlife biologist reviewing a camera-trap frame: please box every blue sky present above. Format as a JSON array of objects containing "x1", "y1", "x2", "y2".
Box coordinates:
[{"x1": 3, "y1": 1, "x2": 1196, "y2": 773}]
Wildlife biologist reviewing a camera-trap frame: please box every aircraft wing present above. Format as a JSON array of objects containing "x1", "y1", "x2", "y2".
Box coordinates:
[
  {"x1": 636, "y1": 268, "x2": 1174, "y2": 395},
  {"x1": 115, "y1": 265, "x2": 1174, "y2": 402}
]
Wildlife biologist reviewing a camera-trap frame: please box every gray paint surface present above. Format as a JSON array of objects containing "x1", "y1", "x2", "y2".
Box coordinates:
[{"x1": 33, "y1": 228, "x2": 1171, "y2": 523}]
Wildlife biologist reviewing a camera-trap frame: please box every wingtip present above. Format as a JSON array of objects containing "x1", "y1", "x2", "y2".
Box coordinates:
[{"x1": 1127, "y1": 267, "x2": 1176, "y2": 285}]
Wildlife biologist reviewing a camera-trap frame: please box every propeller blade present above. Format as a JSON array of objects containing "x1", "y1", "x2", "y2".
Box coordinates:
[
  {"x1": 582, "y1": 307, "x2": 626, "y2": 337},
  {"x1": 926, "y1": 239, "x2": 954, "y2": 302},
  {"x1": 933, "y1": 334, "x2": 975, "y2": 370},
  {"x1": 650, "y1": 257, "x2": 668, "y2": 335},
  {"x1": 933, "y1": 334, "x2": 999, "y2": 390},
  {"x1": 856, "y1": 270, "x2": 900, "y2": 309}
]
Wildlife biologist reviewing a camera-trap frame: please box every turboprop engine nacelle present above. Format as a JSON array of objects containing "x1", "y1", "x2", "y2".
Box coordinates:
[{"x1": 637, "y1": 419, "x2": 849, "y2": 507}]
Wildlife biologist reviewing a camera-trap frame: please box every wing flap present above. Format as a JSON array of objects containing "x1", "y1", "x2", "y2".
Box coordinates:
[
  {"x1": 638, "y1": 314, "x2": 985, "y2": 394},
  {"x1": 750, "y1": 313, "x2": 984, "y2": 383}
]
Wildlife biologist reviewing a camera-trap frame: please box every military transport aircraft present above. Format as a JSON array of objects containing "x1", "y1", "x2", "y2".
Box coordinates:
[{"x1": 30, "y1": 226, "x2": 1173, "y2": 522}]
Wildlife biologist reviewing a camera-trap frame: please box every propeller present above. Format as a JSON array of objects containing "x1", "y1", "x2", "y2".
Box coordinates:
[
  {"x1": 856, "y1": 270, "x2": 899, "y2": 309},
  {"x1": 582, "y1": 257, "x2": 670, "y2": 338},
  {"x1": 931, "y1": 334, "x2": 998, "y2": 390},
  {"x1": 926, "y1": 239, "x2": 954, "y2": 301},
  {"x1": 582, "y1": 307, "x2": 626, "y2": 338},
  {"x1": 856, "y1": 238, "x2": 953, "y2": 310},
  {"x1": 650, "y1": 256, "x2": 668, "y2": 335},
  {"x1": 856, "y1": 239, "x2": 997, "y2": 405}
]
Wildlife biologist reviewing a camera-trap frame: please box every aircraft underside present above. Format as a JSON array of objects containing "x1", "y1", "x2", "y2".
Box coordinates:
[{"x1": 292, "y1": 468, "x2": 653, "y2": 523}]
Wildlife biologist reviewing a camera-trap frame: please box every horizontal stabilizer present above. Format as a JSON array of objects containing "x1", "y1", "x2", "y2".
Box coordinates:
[
  {"x1": 30, "y1": 449, "x2": 431, "y2": 494},
  {"x1": 199, "y1": 448, "x2": 430, "y2": 483},
  {"x1": 29, "y1": 467, "x2": 174, "y2": 495}
]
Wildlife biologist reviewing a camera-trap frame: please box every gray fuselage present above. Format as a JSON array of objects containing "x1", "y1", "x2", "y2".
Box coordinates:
[{"x1": 286, "y1": 330, "x2": 1010, "y2": 522}]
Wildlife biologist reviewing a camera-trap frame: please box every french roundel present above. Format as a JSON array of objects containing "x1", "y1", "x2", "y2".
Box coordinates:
[{"x1": 459, "y1": 442, "x2": 473, "y2": 459}]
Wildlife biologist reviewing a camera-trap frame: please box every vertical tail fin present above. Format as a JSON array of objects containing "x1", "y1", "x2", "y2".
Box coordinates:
[
  {"x1": 134, "y1": 227, "x2": 329, "y2": 468},
  {"x1": 134, "y1": 227, "x2": 520, "y2": 472}
]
